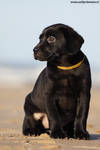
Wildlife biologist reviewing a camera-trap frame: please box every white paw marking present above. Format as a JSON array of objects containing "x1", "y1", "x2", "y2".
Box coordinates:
[{"x1": 33, "y1": 113, "x2": 49, "y2": 129}]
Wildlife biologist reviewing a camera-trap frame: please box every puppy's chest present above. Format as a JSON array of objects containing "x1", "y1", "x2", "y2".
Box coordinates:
[
  {"x1": 54, "y1": 77, "x2": 81, "y2": 110},
  {"x1": 55, "y1": 76, "x2": 81, "y2": 93}
]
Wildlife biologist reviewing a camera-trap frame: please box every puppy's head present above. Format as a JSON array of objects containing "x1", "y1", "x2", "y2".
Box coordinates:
[{"x1": 33, "y1": 24, "x2": 84, "y2": 61}]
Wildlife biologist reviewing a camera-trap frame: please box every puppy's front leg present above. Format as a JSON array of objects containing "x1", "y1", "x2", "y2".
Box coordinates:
[
  {"x1": 45, "y1": 96, "x2": 65, "y2": 139},
  {"x1": 74, "y1": 88, "x2": 91, "y2": 140}
]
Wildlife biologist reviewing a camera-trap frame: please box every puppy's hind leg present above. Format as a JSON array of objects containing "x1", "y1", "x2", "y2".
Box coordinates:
[{"x1": 22, "y1": 93, "x2": 46, "y2": 136}]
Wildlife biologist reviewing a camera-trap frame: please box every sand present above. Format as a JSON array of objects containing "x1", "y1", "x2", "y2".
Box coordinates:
[{"x1": 0, "y1": 84, "x2": 100, "y2": 150}]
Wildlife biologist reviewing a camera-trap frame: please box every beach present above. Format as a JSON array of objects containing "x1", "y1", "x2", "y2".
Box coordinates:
[{"x1": 0, "y1": 83, "x2": 100, "y2": 150}]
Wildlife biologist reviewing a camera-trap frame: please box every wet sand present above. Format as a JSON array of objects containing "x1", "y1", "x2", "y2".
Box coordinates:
[{"x1": 0, "y1": 84, "x2": 100, "y2": 150}]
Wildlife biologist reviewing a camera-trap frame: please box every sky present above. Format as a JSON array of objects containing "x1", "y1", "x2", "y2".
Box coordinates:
[{"x1": 0, "y1": 0, "x2": 100, "y2": 68}]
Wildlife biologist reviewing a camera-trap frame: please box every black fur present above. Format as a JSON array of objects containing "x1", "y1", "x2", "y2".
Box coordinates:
[{"x1": 23, "y1": 24, "x2": 91, "y2": 139}]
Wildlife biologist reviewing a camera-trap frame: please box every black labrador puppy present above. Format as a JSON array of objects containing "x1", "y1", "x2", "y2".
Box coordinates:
[{"x1": 23, "y1": 24, "x2": 91, "y2": 139}]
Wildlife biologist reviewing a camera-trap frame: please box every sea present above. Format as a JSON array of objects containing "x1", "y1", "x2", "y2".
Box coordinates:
[{"x1": 0, "y1": 63, "x2": 100, "y2": 88}]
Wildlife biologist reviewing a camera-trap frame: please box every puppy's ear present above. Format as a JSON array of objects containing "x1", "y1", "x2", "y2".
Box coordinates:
[{"x1": 62, "y1": 26, "x2": 84, "y2": 54}]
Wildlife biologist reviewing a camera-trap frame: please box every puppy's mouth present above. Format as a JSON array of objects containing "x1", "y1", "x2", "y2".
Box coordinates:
[{"x1": 34, "y1": 53, "x2": 54, "y2": 61}]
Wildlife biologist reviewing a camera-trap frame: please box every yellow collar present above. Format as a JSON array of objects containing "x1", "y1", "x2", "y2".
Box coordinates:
[{"x1": 57, "y1": 57, "x2": 85, "y2": 70}]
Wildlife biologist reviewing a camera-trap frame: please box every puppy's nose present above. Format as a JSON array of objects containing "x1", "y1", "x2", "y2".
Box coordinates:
[{"x1": 33, "y1": 48, "x2": 39, "y2": 54}]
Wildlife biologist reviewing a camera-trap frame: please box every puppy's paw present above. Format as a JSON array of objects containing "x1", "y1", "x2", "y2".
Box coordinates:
[
  {"x1": 23, "y1": 128, "x2": 44, "y2": 136},
  {"x1": 50, "y1": 128, "x2": 66, "y2": 139},
  {"x1": 74, "y1": 130, "x2": 89, "y2": 140},
  {"x1": 23, "y1": 128, "x2": 40, "y2": 136}
]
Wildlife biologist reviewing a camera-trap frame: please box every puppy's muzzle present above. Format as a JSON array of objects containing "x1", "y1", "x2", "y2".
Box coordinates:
[
  {"x1": 33, "y1": 48, "x2": 40, "y2": 60},
  {"x1": 33, "y1": 47, "x2": 54, "y2": 61}
]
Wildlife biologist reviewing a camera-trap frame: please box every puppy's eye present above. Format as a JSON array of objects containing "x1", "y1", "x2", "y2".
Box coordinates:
[{"x1": 47, "y1": 36, "x2": 56, "y2": 44}]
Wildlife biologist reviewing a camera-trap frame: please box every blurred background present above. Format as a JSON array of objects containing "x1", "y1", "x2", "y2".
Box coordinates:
[{"x1": 0, "y1": 0, "x2": 100, "y2": 87}]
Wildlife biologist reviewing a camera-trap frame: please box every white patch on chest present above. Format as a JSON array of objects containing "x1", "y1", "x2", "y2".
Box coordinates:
[{"x1": 33, "y1": 113, "x2": 49, "y2": 129}]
